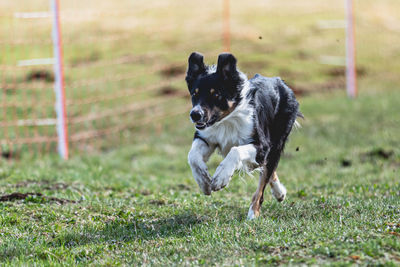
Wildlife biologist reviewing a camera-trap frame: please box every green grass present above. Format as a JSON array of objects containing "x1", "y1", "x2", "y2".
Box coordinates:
[{"x1": 1, "y1": 88, "x2": 399, "y2": 266}]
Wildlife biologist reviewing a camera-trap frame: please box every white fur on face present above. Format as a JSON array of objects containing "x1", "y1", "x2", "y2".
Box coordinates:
[{"x1": 199, "y1": 82, "x2": 254, "y2": 157}]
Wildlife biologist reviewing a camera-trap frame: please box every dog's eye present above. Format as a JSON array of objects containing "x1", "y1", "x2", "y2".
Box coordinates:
[
  {"x1": 210, "y1": 88, "x2": 219, "y2": 98},
  {"x1": 191, "y1": 88, "x2": 199, "y2": 97}
]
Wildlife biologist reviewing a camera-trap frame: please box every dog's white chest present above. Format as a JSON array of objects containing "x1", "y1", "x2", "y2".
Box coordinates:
[{"x1": 201, "y1": 105, "x2": 254, "y2": 157}]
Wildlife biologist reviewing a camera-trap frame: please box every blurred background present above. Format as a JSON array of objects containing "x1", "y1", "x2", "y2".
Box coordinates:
[{"x1": 0, "y1": 0, "x2": 399, "y2": 158}]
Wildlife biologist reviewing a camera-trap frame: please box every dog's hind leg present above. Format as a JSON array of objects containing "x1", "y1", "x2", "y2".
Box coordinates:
[
  {"x1": 247, "y1": 145, "x2": 285, "y2": 220},
  {"x1": 269, "y1": 172, "x2": 286, "y2": 202},
  {"x1": 247, "y1": 169, "x2": 285, "y2": 219},
  {"x1": 248, "y1": 166, "x2": 269, "y2": 220}
]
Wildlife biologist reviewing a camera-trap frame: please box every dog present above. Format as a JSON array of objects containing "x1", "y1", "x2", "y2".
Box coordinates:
[{"x1": 186, "y1": 52, "x2": 302, "y2": 219}]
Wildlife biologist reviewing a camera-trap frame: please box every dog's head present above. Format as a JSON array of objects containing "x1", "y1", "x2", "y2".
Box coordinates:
[{"x1": 185, "y1": 52, "x2": 245, "y2": 130}]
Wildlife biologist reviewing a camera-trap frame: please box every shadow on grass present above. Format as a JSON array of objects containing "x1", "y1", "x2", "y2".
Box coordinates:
[{"x1": 50, "y1": 206, "x2": 245, "y2": 248}]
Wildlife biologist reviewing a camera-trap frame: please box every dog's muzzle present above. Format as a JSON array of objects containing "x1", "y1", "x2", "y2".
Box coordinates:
[{"x1": 190, "y1": 106, "x2": 207, "y2": 130}]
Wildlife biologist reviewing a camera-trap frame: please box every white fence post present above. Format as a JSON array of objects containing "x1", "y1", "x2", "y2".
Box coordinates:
[{"x1": 51, "y1": 0, "x2": 69, "y2": 159}]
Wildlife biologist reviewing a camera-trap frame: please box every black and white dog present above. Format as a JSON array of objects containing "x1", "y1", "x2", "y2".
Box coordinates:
[{"x1": 186, "y1": 52, "x2": 302, "y2": 219}]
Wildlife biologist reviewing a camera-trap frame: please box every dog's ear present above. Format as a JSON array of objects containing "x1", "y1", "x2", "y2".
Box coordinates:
[
  {"x1": 217, "y1": 53, "x2": 237, "y2": 80},
  {"x1": 186, "y1": 52, "x2": 206, "y2": 89}
]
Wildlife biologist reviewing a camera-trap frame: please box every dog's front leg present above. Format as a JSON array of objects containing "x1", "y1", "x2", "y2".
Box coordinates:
[
  {"x1": 211, "y1": 144, "x2": 257, "y2": 191},
  {"x1": 188, "y1": 139, "x2": 215, "y2": 195}
]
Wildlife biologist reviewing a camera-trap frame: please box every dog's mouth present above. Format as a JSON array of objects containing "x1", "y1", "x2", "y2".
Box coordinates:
[
  {"x1": 195, "y1": 116, "x2": 219, "y2": 130},
  {"x1": 195, "y1": 122, "x2": 207, "y2": 130}
]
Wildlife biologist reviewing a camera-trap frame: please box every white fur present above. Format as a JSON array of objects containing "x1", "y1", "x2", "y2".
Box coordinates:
[
  {"x1": 293, "y1": 120, "x2": 301, "y2": 129},
  {"x1": 188, "y1": 139, "x2": 215, "y2": 195},
  {"x1": 270, "y1": 179, "x2": 287, "y2": 202},
  {"x1": 206, "y1": 64, "x2": 217, "y2": 74},
  {"x1": 198, "y1": 81, "x2": 254, "y2": 157},
  {"x1": 247, "y1": 204, "x2": 257, "y2": 220},
  {"x1": 211, "y1": 144, "x2": 257, "y2": 191},
  {"x1": 190, "y1": 81, "x2": 260, "y2": 192}
]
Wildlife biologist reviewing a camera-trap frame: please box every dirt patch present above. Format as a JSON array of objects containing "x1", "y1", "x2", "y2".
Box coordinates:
[
  {"x1": 367, "y1": 148, "x2": 394, "y2": 159},
  {"x1": 1, "y1": 150, "x2": 14, "y2": 159},
  {"x1": 291, "y1": 86, "x2": 309, "y2": 96},
  {"x1": 149, "y1": 199, "x2": 166, "y2": 205},
  {"x1": 361, "y1": 148, "x2": 394, "y2": 161},
  {"x1": 70, "y1": 51, "x2": 101, "y2": 67},
  {"x1": 311, "y1": 158, "x2": 328, "y2": 166},
  {"x1": 26, "y1": 69, "x2": 54, "y2": 82},
  {"x1": 0, "y1": 192, "x2": 76, "y2": 204},
  {"x1": 160, "y1": 64, "x2": 185, "y2": 77},
  {"x1": 140, "y1": 189, "x2": 152, "y2": 196},
  {"x1": 170, "y1": 184, "x2": 191, "y2": 191},
  {"x1": 296, "y1": 50, "x2": 312, "y2": 60},
  {"x1": 157, "y1": 86, "x2": 189, "y2": 99},
  {"x1": 177, "y1": 184, "x2": 191, "y2": 191},
  {"x1": 326, "y1": 66, "x2": 367, "y2": 78},
  {"x1": 326, "y1": 67, "x2": 345, "y2": 77},
  {"x1": 319, "y1": 79, "x2": 346, "y2": 91},
  {"x1": 158, "y1": 86, "x2": 180, "y2": 96},
  {"x1": 341, "y1": 159, "x2": 352, "y2": 167},
  {"x1": 14, "y1": 180, "x2": 74, "y2": 191},
  {"x1": 283, "y1": 82, "x2": 310, "y2": 97},
  {"x1": 356, "y1": 66, "x2": 367, "y2": 77},
  {"x1": 43, "y1": 183, "x2": 70, "y2": 190},
  {"x1": 288, "y1": 79, "x2": 346, "y2": 96}
]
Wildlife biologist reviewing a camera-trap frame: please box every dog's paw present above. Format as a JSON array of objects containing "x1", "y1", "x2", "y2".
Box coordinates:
[
  {"x1": 195, "y1": 176, "x2": 212, "y2": 196},
  {"x1": 200, "y1": 181, "x2": 212, "y2": 196},
  {"x1": 270, "y1": 181, "x2": 286, "y2": 202},
  {"x1": 247, "y1": 204, "x2": 260, "y2": 220},
  {"x1": 211, "y1": 163, "x2": 233, "y2": 191}
]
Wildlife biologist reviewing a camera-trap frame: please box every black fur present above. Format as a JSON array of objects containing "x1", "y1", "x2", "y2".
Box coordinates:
[
  {"x1": 194, "y1": 131, "x2": 209, "y2": 147},
  {"x1": 186, "y1": 52, "x2": 206, "y2": 90},
  {"x1": 248, "y1": 74, "x2": 300, "y2": 180},
  {"x1": 187, "y1": 52, "x2": 301, "y2": 184},
  {"x1": 185, "y1": 52, "x2": 244, "y2": 129}
]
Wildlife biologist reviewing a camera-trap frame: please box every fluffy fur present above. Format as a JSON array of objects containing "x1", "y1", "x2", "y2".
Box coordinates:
[{"x1": 186, "y1": 52, "x2": 301, "y2": 219}]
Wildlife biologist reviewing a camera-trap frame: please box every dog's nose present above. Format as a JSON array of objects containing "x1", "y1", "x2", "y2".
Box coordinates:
[{"x1": 190, "y1": 109, "x2": 203, "y2": 122}]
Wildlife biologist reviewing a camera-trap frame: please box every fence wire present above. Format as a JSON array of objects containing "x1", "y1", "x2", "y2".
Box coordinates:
[{"x1": 0, "y1": 0, "x2": 227, "y2": 158}]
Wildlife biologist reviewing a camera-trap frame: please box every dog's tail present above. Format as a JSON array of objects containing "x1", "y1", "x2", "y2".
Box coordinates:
[{"x1": 294, "y1": 111, "x2": 304, "y2": 129}]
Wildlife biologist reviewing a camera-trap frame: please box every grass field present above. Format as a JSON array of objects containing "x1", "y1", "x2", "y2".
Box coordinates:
[
  {"x1": 1, "y1": 88, "x2": 399, "y2": 265},
  {"x1": 1, "y1": 0, "x2": 400, "y2": 265}
]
